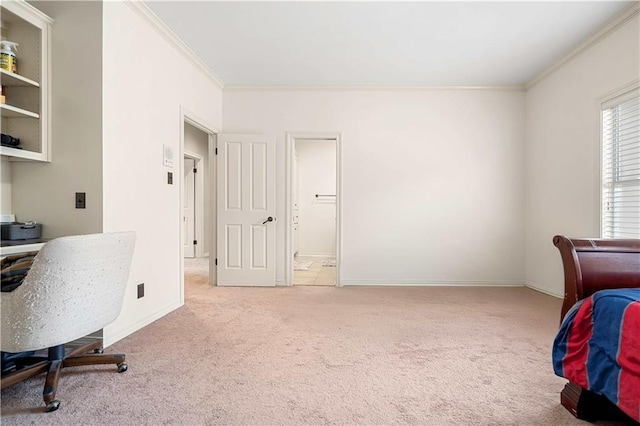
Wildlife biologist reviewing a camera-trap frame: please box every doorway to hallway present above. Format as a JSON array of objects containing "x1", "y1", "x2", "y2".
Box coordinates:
[{"x1": 179, "y1": 110, "x2": 218, "y2": 304}]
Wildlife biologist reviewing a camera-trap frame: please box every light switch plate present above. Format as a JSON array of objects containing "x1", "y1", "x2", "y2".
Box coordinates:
[{"x1": 163, "y1": 144, "x2": 174, "y2": 168}]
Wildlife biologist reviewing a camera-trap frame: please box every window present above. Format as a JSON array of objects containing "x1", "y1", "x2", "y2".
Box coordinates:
[{"x1": 601, "y1": 88, "x2": 640, "y2": 239}]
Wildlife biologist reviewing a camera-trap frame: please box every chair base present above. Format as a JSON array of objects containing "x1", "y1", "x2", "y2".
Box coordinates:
[{"x1": 1, "y1": 340, "x2": 127, "y2": 412}]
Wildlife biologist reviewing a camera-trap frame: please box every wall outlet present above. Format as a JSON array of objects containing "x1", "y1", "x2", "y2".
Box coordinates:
[
  {"x1": 75, "y1": 192, "x2": 86, "y2": 209},
  {"x1": 137, "y1": 283, "x2": 144, "y2": 299}
]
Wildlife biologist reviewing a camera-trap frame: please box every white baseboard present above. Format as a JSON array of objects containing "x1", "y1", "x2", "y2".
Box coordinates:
[
  {"x1": 276, "y1": 279, "x2": 286, "y2": 286},
  {"x1": 296, "y1": 253, "x2": 336, "y2": 258},
  {"x1": 103, "y1": 300, "x2": 183, "y2": 347},
  {"x1": 340, "y1": 280, "x2": 525, "y2": 287},
  {"x1": 525, "y1": 283, "x2": 563, "y2": 299}
]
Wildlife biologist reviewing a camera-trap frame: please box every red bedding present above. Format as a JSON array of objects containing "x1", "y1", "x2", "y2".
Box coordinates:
[{"x1": 553, "y1": 289, "x2": 640, "y2": 422}]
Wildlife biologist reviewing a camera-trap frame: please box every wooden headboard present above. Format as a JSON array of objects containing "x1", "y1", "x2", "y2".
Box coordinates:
[{"x1": 553, "y1": 235, "x2": 640, "y2": 321}]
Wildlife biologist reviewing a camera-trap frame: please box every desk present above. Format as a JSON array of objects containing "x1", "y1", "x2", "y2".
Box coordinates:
[{"x1": 1, "y1": 239, "x2": 47, "y2": 256}]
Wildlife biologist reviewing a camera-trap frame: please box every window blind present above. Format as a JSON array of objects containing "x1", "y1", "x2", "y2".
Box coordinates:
[{"x1": 601, "y1": 90, "x2": 640, "y2": 239}]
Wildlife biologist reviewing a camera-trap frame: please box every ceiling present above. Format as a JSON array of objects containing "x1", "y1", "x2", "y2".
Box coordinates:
[{"x1": 144, "y1": 1, "x2": 633, "y2": 87}]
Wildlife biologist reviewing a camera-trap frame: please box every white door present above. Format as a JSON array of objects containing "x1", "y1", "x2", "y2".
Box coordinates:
[
  {"x1": 217, "y1": 134, "x2": 276, "y2": 286},
  {"x1": 183, "y1": 157, "x2": 196, "y2": 258}
]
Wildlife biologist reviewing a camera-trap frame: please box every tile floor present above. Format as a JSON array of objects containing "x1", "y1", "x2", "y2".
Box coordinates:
[{"x1": 293, "y1": 256, "x2": 336, "y2": 286}]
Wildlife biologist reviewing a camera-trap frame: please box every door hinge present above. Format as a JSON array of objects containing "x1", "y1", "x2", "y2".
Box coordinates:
[
  {"x1": 193, "y1": 240, "x2": 198, "y2": 245},
  {"x1": 215, "y1": 148, "x2": 218, "y2": 155},
  {"x1": 215, "y1": 258, "x2": 218, "y2": 266},
  {"x1": 193, "y1": 168, "x2": 197, "y2": 173}
]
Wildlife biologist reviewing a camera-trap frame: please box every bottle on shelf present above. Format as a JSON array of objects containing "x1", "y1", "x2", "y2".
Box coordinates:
[{"x1": 0, "y1": 41, "x2": 19, "y2": 73}]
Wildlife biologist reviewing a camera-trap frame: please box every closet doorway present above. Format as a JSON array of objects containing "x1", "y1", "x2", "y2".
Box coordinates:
[{"x1": 286, "y1": 133, "x2": 342, "y2": 287}]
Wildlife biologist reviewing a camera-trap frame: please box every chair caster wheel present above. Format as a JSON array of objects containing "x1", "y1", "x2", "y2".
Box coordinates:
[
  {"x1": 117, "y1": 362, "x2": 128, "y2": 373},
  {"x1": 46, "y1": 400, "x2": 60, "y2": 412},
  {"x1": 93, "y1": 348, "x2": 104, "y2": 354}
]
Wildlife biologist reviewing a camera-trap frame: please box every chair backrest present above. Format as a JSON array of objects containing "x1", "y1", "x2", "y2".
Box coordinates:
[{"x1": 1, "y1": 232, "x2": 135, "y2": 353}]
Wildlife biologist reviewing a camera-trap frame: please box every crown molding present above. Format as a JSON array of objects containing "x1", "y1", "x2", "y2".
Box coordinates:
[
  {"x1": 224, "y1": 84, "x2": 525, "y2": 92},
  {"x1": 123, "y1": 0, "x2": 224, "y2": 89},
  {"x1": 121, "y1": 0, "x2": 637, "y2": 94},
  {"x1": 525, "y1": 2, "x2": 640, "y2": 91},
  {"x1": 2, "y1": 0, "x2": 54, "y2": 25}
]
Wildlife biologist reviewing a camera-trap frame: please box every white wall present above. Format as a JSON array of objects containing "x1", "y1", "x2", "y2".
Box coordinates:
[
  {"x1": 224, "y1": 89, "x2": 526, "y2": 285},
  {"x1": 102, "y1": 1, "x2": 222, "y2": 345},
  {"x1": 184, "y1": 122, "x2": 210, "y2": 255},
  {"x1": 524, "y1": 15, "x2": 640, "y2": 297},
  {"x1": 13, "y1": 1, "x2": 103, "y2": 238},
  {"x1": 296, "y1": 139, "x2": 336, "y2": 256}
]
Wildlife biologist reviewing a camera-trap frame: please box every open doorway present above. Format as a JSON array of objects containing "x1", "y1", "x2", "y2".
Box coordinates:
[
  {"x1": 183, "y1": 153, "x2": 202, "y2": 259},
  {"x1": 286, "y1": 133, "x2": 342, "y2": 287},
  {"x1": 180, "y1": 109, "x2": 218, "y2": 305}
]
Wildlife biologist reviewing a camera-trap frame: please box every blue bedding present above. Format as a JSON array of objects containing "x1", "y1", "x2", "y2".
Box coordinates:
[{"x1": 552, "y1": 289, "x2": 640, "y2": 422}]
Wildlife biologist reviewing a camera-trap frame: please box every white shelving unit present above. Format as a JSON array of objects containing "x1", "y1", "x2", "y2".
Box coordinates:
[
  {"x1": 1, "y1": 102, "x2": 39, "y2": 118},
  {"x1": 1, "y1": 67, "x2": 40, "y2": 87},
  {"x1": 0, "y1": 0, "x2": 52, "y2": 162}
]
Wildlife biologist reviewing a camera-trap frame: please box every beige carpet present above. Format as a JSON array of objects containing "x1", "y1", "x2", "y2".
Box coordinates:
[
  {"x1": 185, "y1": 257, "x2": 211, "y2": 276},
  {"x1": 0, "y1": 264, "x2": 611, "y2": 425}
]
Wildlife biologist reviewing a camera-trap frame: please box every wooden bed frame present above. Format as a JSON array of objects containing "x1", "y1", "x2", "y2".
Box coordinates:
[{"x1": 553, "y1": 235, "x2": 640, "y2": 423}]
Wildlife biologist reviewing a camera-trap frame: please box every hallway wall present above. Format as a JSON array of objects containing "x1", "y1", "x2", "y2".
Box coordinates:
[{"x1": 102, "y1": 1, "x2": 223, "y2": 345}]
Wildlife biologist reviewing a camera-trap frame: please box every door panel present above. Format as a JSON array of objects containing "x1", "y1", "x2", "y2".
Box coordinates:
[
  {"x1": 226, "y1": 224, "x2": 242, "y2": 269},
  {"x1": 251, "y1": 224, "x2": 267, "y2": 269},
  {"x1": 251, "y1": 142, "x2": 267, "y2": 210},
  {"x1": 226, "y1": 142, "x2": 242, "y2": 210},
  {"x1": 217, "y1": 134, "x2": 275, "y2": 286}
]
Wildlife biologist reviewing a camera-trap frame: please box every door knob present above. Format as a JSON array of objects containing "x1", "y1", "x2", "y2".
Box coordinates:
[{"x1": 262, "y1": 216, "x2": 274, "y2": 225}]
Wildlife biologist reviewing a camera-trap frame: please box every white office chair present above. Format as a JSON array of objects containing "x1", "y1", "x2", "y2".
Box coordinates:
[{"x1": 1, "y1": 232, "x2": 135, "y2": 412}]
